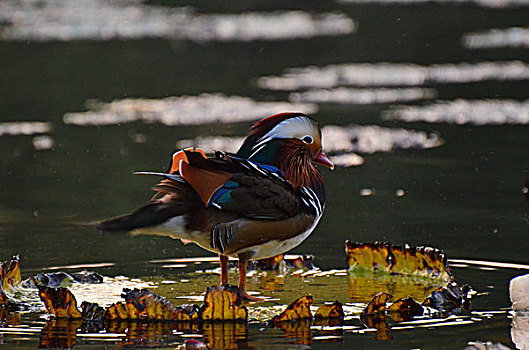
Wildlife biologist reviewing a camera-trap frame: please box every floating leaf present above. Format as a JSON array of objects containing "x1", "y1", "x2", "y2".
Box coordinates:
[
  {"x1": 362, "y1": 292, "x2": 391, "y2": 315},
  {"x1": 346, "y1": 241, "x2": 451, "y2": 281},
  {"x1": 315, "y1": 301, "x2": 344, "y2": 320},
  {"x1": 314, "y1": 301, "x2": 344, "y2": 327},
  {"x1": 106, "y1": 288, "x2": 199, "y2": 321},
  {"x1": 0, "y1": 255, "x2": 21, "y2": 295},
  {"x1": 200, "y1": 285, "x2": 248, "y2": 321},
  {"x1": 387, "y1": 297, "x2": 424, "y2": 322},
  {"x1": 271, "y1": 295, "x2": 313, "y2": 323},
  {"x1": 38, "y1": 286, "x2": 83, "y2": 319},
  {"x1": 80, "y1": 301, "x2": 105, "y2": 322}
]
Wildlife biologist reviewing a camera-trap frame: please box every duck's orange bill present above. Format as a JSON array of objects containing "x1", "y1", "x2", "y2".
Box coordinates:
[{"x1": 315, "y1": 151, "x2": 334, "y2": 170}]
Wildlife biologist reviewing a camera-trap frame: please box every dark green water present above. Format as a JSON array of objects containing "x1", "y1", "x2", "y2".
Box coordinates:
[{"x1": 1, "y1": 1, "x2": 529, "y2": 348}]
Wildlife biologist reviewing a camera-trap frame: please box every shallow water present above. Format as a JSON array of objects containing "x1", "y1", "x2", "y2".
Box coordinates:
[{"x1": 1, "y1": 0, "x2": 529, "y2": 348}]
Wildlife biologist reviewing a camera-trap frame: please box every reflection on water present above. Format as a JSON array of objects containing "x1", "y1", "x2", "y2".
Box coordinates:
[
  {"x1": 386, "y1": 99, "x2": 529, "y2": 125},
  {"x1": 257, "y1": 61, "x2": 529, "y2": 90},
  {"x1": 463, "y1": 27, "x2": 529, "y2": 49},
  {"x1": 63, "y1": 94, "x2": 317, "y2": 126},
  {"x1": 0, "y1": 0, "x2": 355, "y2": 42}
]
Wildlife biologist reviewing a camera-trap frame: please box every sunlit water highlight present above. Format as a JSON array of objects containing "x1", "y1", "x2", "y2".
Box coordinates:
[
  {"x1": 63, "y1": 94, "x2": 317, "y2": 126},
  {"x1": 385, "y1": 99, "x2": 529, "y2": 125},
  {"x1": 257, "y1": 61, "x2": 529, "y2": 90},
  {"x1": 463, "y1": 27, "x2": 529, "y2": 49},
  {"x1": 0, "y1": 0, "x2": 355, "y2": 42}
]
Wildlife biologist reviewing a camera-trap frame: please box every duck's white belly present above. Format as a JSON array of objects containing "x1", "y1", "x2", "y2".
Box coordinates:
[
  {"x1": 241, "y1": 214, "x2": 322, "y2": 260},
  {"x1": 133, "y1": 213, "x2": 322, "y2": 261}
]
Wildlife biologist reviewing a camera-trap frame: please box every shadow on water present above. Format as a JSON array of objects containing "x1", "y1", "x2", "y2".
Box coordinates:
[{"x1": 1, "y1": 0, "x2": 529, "y2": 348}]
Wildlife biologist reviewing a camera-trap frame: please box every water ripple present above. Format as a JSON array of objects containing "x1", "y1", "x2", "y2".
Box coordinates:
[{"x1": 258, "y1": 61, "x2": 529, "y2": 90}]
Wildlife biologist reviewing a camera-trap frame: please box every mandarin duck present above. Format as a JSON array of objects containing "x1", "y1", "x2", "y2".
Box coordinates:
[{"x1": 97, "y1": 113, "x2": 333, "y2": 300}]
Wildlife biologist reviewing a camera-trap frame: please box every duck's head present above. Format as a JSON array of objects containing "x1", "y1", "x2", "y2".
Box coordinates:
[{"x1": 237, "y1": 113, "x2": 334, "y2": 171}]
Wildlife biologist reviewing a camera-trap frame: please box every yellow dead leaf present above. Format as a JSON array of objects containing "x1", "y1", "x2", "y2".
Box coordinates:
[
  {"x1": 346, "y1": 241, "x2": 451, "y2": 281},
  {"x1": 200, "y1": 285, "x2": 248, "y2": 321},
  {"x1": 314, "y1": 301, "x2": 344, "y2": 320},
  {"x1": 0, "y1": 255, "x2": 21, "y2": 295}
]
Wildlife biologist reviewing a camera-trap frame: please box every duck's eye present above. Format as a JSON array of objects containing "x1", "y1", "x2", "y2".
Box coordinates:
[{"x1": 301, "y1": 135, "x2": 313, "y2": 144}]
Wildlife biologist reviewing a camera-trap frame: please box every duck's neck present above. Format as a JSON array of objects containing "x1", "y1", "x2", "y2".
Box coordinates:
[{"x1": 239, "y1": 139, "x2": 326, "y2": 202}]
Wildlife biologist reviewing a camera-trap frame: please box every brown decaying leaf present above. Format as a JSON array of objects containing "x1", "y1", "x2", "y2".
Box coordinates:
[
  {"x1": 346, "y1": 241, "x2": 451, "y2": 281},
  {"x1": 422, "y1": 282, "x2": 471, "y2": 313},
  {"x1": 38, "y1": 286, "x2": 83, "y2": 319},
  {"x1": 200, "y1": 285, "x2": 248, "y2": 321},
  {"x1": 271, "y1": 295, "x2": 313, "y2": 324}
]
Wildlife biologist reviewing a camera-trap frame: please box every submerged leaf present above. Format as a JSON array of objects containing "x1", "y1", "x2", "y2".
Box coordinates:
[
  {"x1": 346, "y1": 241, "x2": 451, "y2": 281},
  {"x1": 271, "y1": 295, "x2": 313, "y2": 323},
  {"x1": 200, "y1": 285, "x2": 248, "y2": 321},
  {"x1": 38, "y1": 286, "x2": 83, "y2": 319}
]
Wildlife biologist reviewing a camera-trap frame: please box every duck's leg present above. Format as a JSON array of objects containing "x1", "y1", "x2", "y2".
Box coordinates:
[
  {"x1": 237, "y1": 253, "x2": 263, "y2": 301},
  {"x1": 219, "y1": 254, "x2": 229, "y2": 286}
]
